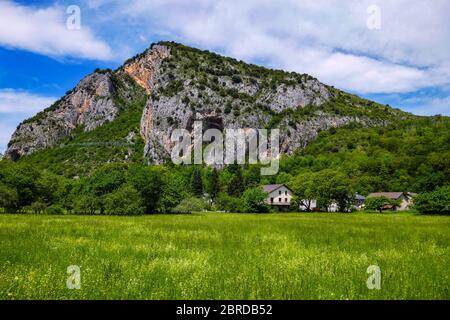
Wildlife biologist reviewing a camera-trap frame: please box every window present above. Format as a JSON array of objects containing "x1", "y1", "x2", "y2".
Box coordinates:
[
  {"x1": 285, "y1": 198, "x2": 288, "y2": 202},
  {"x1": 279, "y1": 197, "x2": 281, "y2": 202},
  {"x1": 270, "y1": 197, "x2": 274, "y2": 203},
  {"x1": 285, "y1": 191, "x2": 288, "y2": 195},
  {"x1": 279, "y1": 190, "x2": 282, "y2": 195}
]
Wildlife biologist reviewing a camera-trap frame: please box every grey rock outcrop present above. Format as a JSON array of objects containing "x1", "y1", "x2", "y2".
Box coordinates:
[{"x1": 6, "y1": 72, "x2": 118, "y2": 160}]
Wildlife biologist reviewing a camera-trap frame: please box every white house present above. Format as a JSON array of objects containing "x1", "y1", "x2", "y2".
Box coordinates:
[{"x1": 262, "y1": 184, "x2": 293, "y2": 208}]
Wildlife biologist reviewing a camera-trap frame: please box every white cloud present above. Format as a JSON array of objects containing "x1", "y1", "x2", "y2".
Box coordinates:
[
  {"x1": 86, "y1": 0, "x2": 450, "y2": 94},
  {"x1": 0, "y1": 1, "x2": 112, "y2": 60},
  {"x1": 0, "y1": 89, "x2": 56, "y2": 114}
]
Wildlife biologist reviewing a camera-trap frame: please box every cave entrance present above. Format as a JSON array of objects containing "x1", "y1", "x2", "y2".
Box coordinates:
[{"x1": 186, "y1": 115, "x2": 224, "y2": 133}]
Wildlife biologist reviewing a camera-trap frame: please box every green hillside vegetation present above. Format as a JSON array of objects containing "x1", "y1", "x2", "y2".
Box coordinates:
[{"x1": 278, "y1": 116, "x2": 450, "y2": 194}]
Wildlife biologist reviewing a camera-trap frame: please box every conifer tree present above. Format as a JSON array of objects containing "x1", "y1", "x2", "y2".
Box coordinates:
[
  {"x1": 191, "y1": 167, "x2": 204, "y2": 197},
  {"x1": 210, "y1": 168, "x2": 220, "y2": 201}
]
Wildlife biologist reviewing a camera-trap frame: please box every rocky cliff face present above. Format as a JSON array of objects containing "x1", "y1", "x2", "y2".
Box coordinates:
[
  {"x1": 127, "y1": 43, "x2": 385, "y2": 163},
  {"x1": 124, "y1": 43, "x2": 335, "y2": 163},
  {"x1": 121, "y1": 44, "x2": 170, "y2": 93},
  {"x1": 6, "y1": 72, "x2": 118, "y2": 160},
  {"x1": 5, "y1": 41, "x2": 399, "y2": 164}
]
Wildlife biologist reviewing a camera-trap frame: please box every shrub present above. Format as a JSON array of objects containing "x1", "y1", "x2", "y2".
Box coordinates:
[
  {"x1": 231, "y1": 74, "x2": 243, "y2": 84},
  {"x1": 172, "y1": 197, "x2": 205, "y2": 214},
  {"x1": 224, "y1": 103, "x2": 232, "y2": 114},
  {"x1": 46, "y1": 205, "x2": 64, "y2": 215}
]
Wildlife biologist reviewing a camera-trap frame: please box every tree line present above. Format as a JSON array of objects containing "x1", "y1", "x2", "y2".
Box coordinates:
[
  {"x1": 0, "y1": 161, "x2": 272, "y2": 215},
  {"x1": 0, "y1": 159, "x2": 448, "y2": 215},
  {"x1": 0, "y1": 160, "x2": 358, "y2": 215}
]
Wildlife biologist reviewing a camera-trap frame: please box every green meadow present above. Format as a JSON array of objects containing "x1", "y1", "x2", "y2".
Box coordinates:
[{"x1": 0, "y1": 212, "x2": 448, "y2": 300}]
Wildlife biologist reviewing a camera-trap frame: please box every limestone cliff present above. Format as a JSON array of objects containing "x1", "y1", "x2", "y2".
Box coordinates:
[
  {"x1": 6, "y1": 71, "x2": 118, "y2": 160},
  {"x1": 5, "y1": 41, "x2": 402, "y2": 164}
]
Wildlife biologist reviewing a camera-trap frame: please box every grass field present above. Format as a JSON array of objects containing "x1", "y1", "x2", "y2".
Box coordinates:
[{"x1": 0, "y1": 212, "x2": 448, "y2": 300}]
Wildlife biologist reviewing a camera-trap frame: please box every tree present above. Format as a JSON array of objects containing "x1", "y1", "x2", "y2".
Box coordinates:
[
  {"x1": 205, "y1": 167, "x2": 220, "y2": 202},
  {"x1": 275, "y1": 172, "x2": 293, "y2": 184},
  {"x1": 159, "y1": 170, "x2": 190, "y2": 213},
  {"x1": 219, "y1": 169, "x2": 233, "y2": 193},
  {"x1": 30, "y1": 201, "x2": 47, "y2": 214},
  {"x1": 241, "y1": 187, "x2": 270, "y2": 213},
  {"x1": 288, "y1": 172, "x2": 317, "y2": 211},
  {"x1": 36, "y1": 171, "x2": 64, "y2": 204},
  {"x1": 329, "y1": 173, "x2": 355, "y2": 212},
  {"x1": 0, "y1": 183, "x2": 19, "y2": 213},
  {"x1": 73, "y1": 194, "x2": 100, "y2": 215},
  {"x1": 0, "y1": 164, "x2": 40, "y2": 210},
  {"x1": 55, "y1": 179, "x2": 77, "y2": 213},
  {"x1": 289, "y1": 170, "x2": 354, "y2": 212},
  {"x1": 88, "y1": 164, "x2": 128, "y2": 214},
  {"x1": 365, "y1": 196, "x2": 399, "y2": 213},
  {"x1": 104, "y1": 184, "x2": 145, "y2": 215},
  {"x1": 414, "y1": 162, "x2": 448, "y2": 192},
  {"x1": 216, "y1": 193, "x2": 241, "y2": 213},
  {"x1": 314, "y1": 170, "x2": 354, "y2": 212},
  {"x1": 414, "y1": 186, "x2": 450, "y2": 214},
  {"x1": 191, "y1": 167, "x2": 204, "y2": 197},
  {"x1": 227, "y1": 165, "x2": 244, "y2": 197},
  {"x1": 243, "y1": 165, "x2": 261, "y2": 188},
  {"x1": 128, "y1": 166, "x2": 163, "y2": 214}
]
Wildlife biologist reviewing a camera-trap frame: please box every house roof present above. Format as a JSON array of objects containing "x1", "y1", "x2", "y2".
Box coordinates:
[
  {"x1": 367, "y1": 192, "x2": 405, "y2": 199},
  {"x1": 262, "y1": 184, "x2": 290, "y2": 194},
  {"x1": 355, "y1": 194, "x2": 366, "y2": 200}
]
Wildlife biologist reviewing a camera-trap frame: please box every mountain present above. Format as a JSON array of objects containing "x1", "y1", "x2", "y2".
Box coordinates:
[{"x1": 5, "y1": 41, "x2": 412, "y2": 175}]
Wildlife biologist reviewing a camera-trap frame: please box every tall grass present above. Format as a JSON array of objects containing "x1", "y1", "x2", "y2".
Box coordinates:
[{"x1": 0, "y1": 213, "x2": 448, "y2": 299}]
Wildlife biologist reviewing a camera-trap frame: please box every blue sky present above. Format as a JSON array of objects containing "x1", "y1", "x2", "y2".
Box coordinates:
[{"x1": 0, "y1": 0, "x2": 449, "y2": 153}]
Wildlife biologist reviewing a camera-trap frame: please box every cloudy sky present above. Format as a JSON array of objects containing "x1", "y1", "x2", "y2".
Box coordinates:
[{"x1": 0, "y1": 0, "x2": 449, "y2": 153}]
